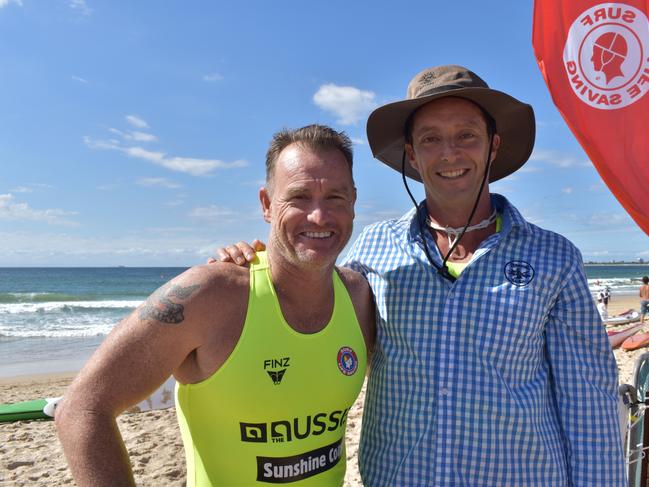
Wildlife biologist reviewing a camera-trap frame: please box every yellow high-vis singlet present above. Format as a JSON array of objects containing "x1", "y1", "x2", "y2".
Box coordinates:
[{"x1": 176, "y1": 251, "x2": 367, "y2": 486}]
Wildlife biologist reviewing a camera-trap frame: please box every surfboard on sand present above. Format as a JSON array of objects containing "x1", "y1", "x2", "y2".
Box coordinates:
[
  {"x1": 0, "y1": 376, "x2": 177, "y2": 423},
  {"x1": 608, "y1": 322, "x2": 645, "y2": 349},
  {"x1": 605, "y1": 310, "x2": 641, "y2": 328},
  {"x1": 625, "y1": 352, "x2": 649, "y2": 484},
  {"x1": 623, "y1": 332, "x2": 649, "y2": 352}
]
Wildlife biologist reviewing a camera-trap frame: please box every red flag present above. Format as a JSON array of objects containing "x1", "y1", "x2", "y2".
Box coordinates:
[{"x1": 533, "y1": 1, "x2": 649, "y2": 235}]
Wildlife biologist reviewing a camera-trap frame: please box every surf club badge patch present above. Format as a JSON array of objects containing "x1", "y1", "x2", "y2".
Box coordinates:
[
  {"x1": 504, "y1": 261, "x2": 535, "y2": 287},
  {"x1": 337, "y1": 347, "x2": 358, "y2": 376}
]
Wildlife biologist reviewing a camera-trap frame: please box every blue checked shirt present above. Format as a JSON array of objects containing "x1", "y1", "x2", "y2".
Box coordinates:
[{"x1": 343, "y1": 194, "x2": 626, "y2": 486}]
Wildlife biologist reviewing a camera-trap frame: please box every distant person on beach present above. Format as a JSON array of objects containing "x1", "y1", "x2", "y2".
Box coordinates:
[
  {"x1": 597, "y1": 297, "x2": 609, "y2": 321},
  {"x1": 55, "y1": 125, "x2": 375, "y2": 486},
  {"x1": 641, "y1": 276, "x2": 649, "y2": 324},
  {"x1": 216, "y1": 65, "x2": 626, "y2": 485},
  {"x1": 598, "y1": 288, "x2": 610, "y2": 309}
]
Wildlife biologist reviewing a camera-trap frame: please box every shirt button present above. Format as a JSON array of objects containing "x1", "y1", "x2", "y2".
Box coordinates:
[{"x1": 440, "y1": 388, "x2": 450, "y2": 396}]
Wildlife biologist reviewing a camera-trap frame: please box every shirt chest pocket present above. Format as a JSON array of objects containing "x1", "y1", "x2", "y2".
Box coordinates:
[{"x1": 462, "y1": 283, "x2": 553, "y2": 379}]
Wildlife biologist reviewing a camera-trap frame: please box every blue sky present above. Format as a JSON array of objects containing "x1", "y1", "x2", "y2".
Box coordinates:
[{"x1": 1, "y1": 0, "x2": 647, "y2": 266}]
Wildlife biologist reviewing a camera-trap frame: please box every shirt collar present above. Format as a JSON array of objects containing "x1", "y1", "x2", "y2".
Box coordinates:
[{"x1": 406, "y1": 193, "x2": 532, "y2": 244}]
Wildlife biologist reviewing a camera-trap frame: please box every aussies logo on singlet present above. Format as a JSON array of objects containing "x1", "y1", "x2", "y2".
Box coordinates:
[
  {"x1": 336, "y1": 347, "x2": 358, "y2": 376},
  {"x1": 563, "y1": 3, "x2": 649, "y2": 109}
]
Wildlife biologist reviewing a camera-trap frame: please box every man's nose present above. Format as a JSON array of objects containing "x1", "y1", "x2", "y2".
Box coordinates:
[
  {"x1": 306, "y1": 204, "x2": 328, "y2": 225},
  {"x1": 438, "y1": 138, "x2": 460, "y2": 161}
]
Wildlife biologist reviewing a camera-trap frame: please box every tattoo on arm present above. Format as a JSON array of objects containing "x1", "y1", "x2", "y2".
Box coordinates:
[{"x1": 139, "y1": 283, "x2": 201, "y2": 325}]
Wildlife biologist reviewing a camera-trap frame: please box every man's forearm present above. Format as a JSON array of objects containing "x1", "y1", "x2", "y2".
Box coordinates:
[{"x1": 56, "y1": 406, "x2": 135, "y2": 486}]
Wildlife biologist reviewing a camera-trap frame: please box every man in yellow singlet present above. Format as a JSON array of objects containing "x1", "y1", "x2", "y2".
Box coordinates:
[{"x1": 55, "y1": 124, "x2": 375, "y2": 486}]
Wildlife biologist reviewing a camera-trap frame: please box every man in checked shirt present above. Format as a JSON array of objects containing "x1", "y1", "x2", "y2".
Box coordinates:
[{"x1": 218, "y1": 65, "x2": 626, "y2": 486}]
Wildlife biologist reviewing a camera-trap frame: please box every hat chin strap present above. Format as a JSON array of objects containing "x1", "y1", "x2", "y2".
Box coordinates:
[
  {"x1": 401, "y1": 133, "x2": 494, "y2": 283},
  {"x1": 427, "y1": 208, "x2": 497, "y2": 248}
]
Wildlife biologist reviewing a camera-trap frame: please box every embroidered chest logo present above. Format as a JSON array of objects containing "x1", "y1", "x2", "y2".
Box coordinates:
[
  {"x1": 264, "y1": 357, "x2": 290, "y2": 385},
  {"x1": 504, "y1": 261, "x2": 535, "y2": 286},
  {"x1": 337, "y1": 347, "x2": 358, "y2": 376}
]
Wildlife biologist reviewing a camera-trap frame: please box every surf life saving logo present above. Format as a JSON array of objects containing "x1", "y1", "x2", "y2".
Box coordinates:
[
  {"x1": 563, "y1": 3, "x2": 649, "y2": 109},
  {"x1": 504, "y1": 261, "x2": 535, "y2": 287},
  {"x1": 337, "y1": 347, "x2": 358, "y2": 376}
]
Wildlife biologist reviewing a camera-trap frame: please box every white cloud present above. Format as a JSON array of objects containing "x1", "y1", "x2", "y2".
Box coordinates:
[
  {"x1": 561, "y1": 187, "x2": 574, "y2": 195},
  {"x1": 584, "y1": 250, "x2": 610, "y2": 257},
  {"x1": 350, "y1": 137, "x2": 366, "y2": 146},
  {"x1": 529, "y1": 149, "x2": 591, "y2": 168},
  {"x1": 189, "y1": 205, "x2": 238, "y2": 221},
  {"x1": 84, "y1": 136, "x2": 248, "y2": 176},
  {"x1": 125, "y1": 115, "x2": 149, "y2": 129},
  {"x1": 97, "y1": 183, "x2": 120, "y2": 191},
  {"x1": 9, "y1": 186, "x2": 32, "y2": 193},
  {"x1": 0, "y1": 0, "x2": 22, "y2": 8},
  {"x1": 589, "y1": 211, "x2": 630, "y2": 226},
  {"x1": 109, "y1": 128, "x2": 157, "y2": 142},
  {"x1": 137, "y1": 177, "x2": 181, "y2": 189},
  {"x1": 130, "y1": 131, "x2": 157, "y2": 142},
  {"x1": 589, "y1": 183, "x2": 606, "y2": 192},
  {"x1": 71, "y1": 76, "x2": 88, "y2": 83},
  {"x1": 0, "y1": 194, "x2": 77, "y2": 226},
  {"x1": 241, "y1": 179, "x2": 266, "y2": 187},
  {"x1": 517, "y1": 165, "x2": 541, "y2": 173},
  {"x1": 0, "y1": 231, "x2": 212, "y2": 265},
  {"x1": 203, "y1": 73, "x2": 224, "y2": 82},
  {"x1": 313, "y1": 84, "x2": 378, "y2": 125},
  {"x1": 164, "y1": 199, "x2": 185, "y2": 208},
  {"x1": 69, "y1": 0, "x2": 91, "y2": 16}
]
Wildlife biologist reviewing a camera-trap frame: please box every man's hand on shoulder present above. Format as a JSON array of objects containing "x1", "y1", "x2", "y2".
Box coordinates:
[{"x1": 207, "y1": 239, "x2": 266, "y2": 265}]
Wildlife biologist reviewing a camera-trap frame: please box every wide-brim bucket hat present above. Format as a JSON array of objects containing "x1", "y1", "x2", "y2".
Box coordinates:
[{"x1": 366, "y1": 65, "x2": 536, "y2": 183}]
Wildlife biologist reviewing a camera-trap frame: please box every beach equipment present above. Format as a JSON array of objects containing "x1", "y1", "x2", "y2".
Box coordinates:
[
  {"x1": 623, "y1": 332, "x2": 649, "y2": 352},
  {"x1": 608, "y1": 322, "x2": 644, "y2": 349},
  {"x1": 0, "y1": 375, "x2": 176, "y2": 423},
  {"x1": 0, "y1": 397, "x2": 59, "y2": 422},
  {"x1": 620, "y1": 352, "x2": 649, "y2": 485},
  {"x1": 605, "y1": 310, "x2": 641, "y2": 327},
  {"x1": 533, "y1": 1, "x2": 649, "y2": 235}
]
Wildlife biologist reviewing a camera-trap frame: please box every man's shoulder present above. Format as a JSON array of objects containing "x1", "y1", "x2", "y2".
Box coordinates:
[
  {"x1": 504, "y1": 203, "x2": 580, "y2": 258},
  {"x1": 173, "y1": 263, "x2": 250, "y2": 304},
  {"x1": 497, "y1": 194, "x2": 577, "y2": 248},
  {"x1": 336, "y1": 266, "x2": 370, "y2": 294}
]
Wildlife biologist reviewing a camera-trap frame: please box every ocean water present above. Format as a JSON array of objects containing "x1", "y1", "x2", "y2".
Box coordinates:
[
  {"x1": 1, "y1": 264, "x2": 648, "y2": 379},
  {"x1": 0, "y1": 267, "x2": 186, "y2": 378},
  {"x1": 584, "y1": 264, "x2": 649, "y2": 295}
]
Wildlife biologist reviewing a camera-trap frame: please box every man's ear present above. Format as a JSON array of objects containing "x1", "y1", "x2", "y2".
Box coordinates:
[
  {"x1": 259, "y1": 187, "x2": 272, "y2": 223},
  {"x1": 490, "y1": 134, "x2": 501, "y2": 163},
  {"x1": 405, "y1": 143, "x2": 422, "y2": 177}
]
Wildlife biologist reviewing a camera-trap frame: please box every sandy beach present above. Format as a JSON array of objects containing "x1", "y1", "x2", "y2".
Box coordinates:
[{"x1": 1, "y1": 293, "x2": 645, "y2": 486}]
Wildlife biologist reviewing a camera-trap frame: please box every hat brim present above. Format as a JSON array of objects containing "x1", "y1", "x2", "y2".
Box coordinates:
[{"x1": 366, "y1": 87, "x2": 535, "y2": 183}]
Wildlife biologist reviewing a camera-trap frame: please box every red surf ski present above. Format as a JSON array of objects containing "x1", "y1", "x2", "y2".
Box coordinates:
[
  {"x1": 608, "y1": 322, "x2": 644, "y2": 348},
  {"x1": 622, "y1": 329, "x2": 649, "y2": 351}
]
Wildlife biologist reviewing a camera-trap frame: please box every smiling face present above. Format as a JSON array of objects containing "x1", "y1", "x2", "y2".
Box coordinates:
[
  {"x1": 405, "y1": 97, "x2": 500, "y2": 218},
  {"x1": 260, "y1": 143, "x2": 356, "y2": 270}
]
